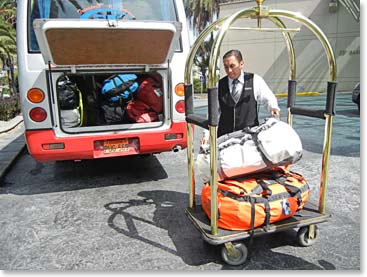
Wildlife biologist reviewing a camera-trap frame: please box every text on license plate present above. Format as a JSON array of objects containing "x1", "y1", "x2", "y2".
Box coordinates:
[{"x1": 103, "y1": 139, "x2": 129, "y2": 154}]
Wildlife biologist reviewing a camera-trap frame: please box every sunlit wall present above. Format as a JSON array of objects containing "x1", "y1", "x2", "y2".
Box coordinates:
[{"x1": 219, "y1": 0, "x2": 360, "y2": 93}]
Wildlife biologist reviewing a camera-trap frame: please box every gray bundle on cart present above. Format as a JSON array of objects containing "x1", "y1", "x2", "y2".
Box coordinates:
[{"x1": 196, "y1": 117, "x2": 303, "y2": 181}]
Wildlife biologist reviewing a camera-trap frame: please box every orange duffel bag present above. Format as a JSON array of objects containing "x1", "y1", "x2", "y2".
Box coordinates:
[{"x1": 201, "y1": 167, "x2": 310, "y2": 231}]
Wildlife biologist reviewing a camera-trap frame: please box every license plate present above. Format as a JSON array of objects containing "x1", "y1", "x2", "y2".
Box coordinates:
[{"x1": 103, "y1": 138, "x2": 129, "y2": 154}]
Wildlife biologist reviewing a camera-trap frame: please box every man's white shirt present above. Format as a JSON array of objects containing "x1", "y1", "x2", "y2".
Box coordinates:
[{"x1": 228, "y1": 71, "x2": 280, "y2": 112}]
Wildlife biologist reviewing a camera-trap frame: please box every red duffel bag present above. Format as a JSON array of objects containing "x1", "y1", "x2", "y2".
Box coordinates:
[
  {"x1": 126, "y1": 99, "x2": 158, "y2": 123},
  {"x1": 136, "y1": 76, "x2": 163, "y2": 113}
]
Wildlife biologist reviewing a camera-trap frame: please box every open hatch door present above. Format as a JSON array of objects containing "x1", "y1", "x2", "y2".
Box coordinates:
[{"x1": 33, "y1": 19, "x2": 181, "y2": 67}]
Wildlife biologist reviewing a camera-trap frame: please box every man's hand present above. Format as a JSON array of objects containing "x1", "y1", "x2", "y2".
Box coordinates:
[
  {"x1": 201, "y1": 137, "x2": 208, "y2": 145},
  {"x1": 271, "y1": 108, "x2": 280, "y2": 118},
  {"x1": 201, "y1": 130, "x2": 209, "y2": 145}
]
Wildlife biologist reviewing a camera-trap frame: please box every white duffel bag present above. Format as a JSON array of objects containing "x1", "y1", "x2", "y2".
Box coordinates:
[
  {"x1": 60, "y1": 108, "x2": 81, "y2": 128},
  {"x1": 196, "y1": 117, "x2": 303, "y2": 181}
]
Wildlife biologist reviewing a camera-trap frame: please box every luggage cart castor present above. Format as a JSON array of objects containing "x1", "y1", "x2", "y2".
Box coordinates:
[{"x1": 220, "y1": 224, "x2": 319, "y2": 266}]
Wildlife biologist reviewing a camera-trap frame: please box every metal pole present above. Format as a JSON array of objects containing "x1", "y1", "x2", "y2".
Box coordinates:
[
  {"x1": 186, "y1": 122, "x2": 195, "y2": 208},
  {"x1": 209, "y1": 126, "x2": 218, "y2": 234},
  {"x1": 319, "y1": 114, "x2": 333, "y2": 214},
  {"x1": 183, "y1": 17, "x2": 229, "y2": 212},
  {"x1": 184, "y1": 17, "x2": 229, "y2": 85}
]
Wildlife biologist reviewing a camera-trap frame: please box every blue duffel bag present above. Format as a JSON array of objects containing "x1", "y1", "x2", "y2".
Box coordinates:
[
  {"x1": 101, "y1": 74, "x2": 139, "y2": 103},
  {"x1": 79, "y1": 8, "x2": 136, "y2": 20}
]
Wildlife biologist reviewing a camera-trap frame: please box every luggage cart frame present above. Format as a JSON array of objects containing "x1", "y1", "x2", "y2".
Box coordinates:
[{"x1": 183, "y1": 0, "x2": 337, "y2": 265}]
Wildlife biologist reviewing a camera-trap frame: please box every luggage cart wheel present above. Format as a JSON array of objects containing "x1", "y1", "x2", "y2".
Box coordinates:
[
  {"x1": 221, "y1": 242, "x2": 248, "y2": 266},
  {"x1": 297, "y1": 225, "x2": 319, "y2": 247}
]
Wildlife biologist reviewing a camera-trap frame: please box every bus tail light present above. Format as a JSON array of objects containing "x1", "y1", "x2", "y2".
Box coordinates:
[
  {"x1": 175, "y1": 83, "x2": 185, "y2": 97},
  {"x1": 27, "y1": 88, "x2": 45, "y2": 103},
  {"x1": 175, "y1": 100, "x2": 185, "y2": 113},
  {"x1": 29, "y1": 107, "x2": 47, "y2": 122}
]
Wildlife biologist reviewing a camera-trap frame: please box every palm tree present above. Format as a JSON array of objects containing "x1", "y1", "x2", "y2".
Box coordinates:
[
  {"x1": 0, "y1": 0, "x2": 16, "y2": 95},
  {"x1": 184, "y1": 0, "x2": 220, "y2": 36},
  {"x1": 184, "y1": 0, "x2": 222, "y2": 90},
  {"x1": 193, "y1": 36, "x2": 214, "y2": 87},
  {"x1": 0, "y1": 0, "x2": 16, "y2": 27}
]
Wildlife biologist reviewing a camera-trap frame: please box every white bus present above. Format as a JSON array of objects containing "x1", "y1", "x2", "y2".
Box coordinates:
[{"x1": 17, "y1": 0, "x2": 190, "y2": 162}]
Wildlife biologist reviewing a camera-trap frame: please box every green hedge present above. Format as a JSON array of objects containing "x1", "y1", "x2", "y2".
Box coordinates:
[
  {"x1": 192, "y1": 75, "x2": 220, "y2": 94},
  {"x1": 193, "y1": 77, "x2": 207, "y2": 94},
  {"x1": 0, "y1": 94, "x2": 21, "y2": 121}
]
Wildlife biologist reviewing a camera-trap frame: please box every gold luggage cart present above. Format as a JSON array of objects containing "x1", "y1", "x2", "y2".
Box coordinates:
[{"x1": 183, "y1": 0, "x2": 337, "y2": 266}]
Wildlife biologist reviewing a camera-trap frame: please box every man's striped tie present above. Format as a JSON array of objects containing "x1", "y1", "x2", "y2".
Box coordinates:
[{"x1": 231, "y1": 79, "x2": 240, "y2": 102}]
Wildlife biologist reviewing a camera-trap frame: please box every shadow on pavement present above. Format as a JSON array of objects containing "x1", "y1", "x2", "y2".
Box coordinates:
[
  {"x1": 0, "y1": 154, "x2": 168, "y2": 195},
  {"x1": 104, "y1": 189, "x2": 336, "y2": 269}
]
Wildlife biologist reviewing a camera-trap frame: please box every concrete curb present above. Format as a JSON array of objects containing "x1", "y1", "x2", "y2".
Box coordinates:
[
  {"x1": 0, "y1": 116, "x2": 26, "y2": 182},
  {"x1": 275, "y1": 91, "x2": 321, "y2": 97},
  {"x1": 0, "y1": 136, "x2": 26, "y2": 183},
  {"x1": 0, "y1": 115, "x2": 24, "y2": 134}
]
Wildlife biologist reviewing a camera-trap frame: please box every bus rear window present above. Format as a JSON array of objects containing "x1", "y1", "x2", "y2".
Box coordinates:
[{"x1": 29, "y1": 0, "x2": 179, "y2": 52}]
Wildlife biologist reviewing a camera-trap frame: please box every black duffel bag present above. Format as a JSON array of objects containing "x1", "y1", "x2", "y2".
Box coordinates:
[
  {"x1": 100, "y1": 101, "x2": 128, "y2": 124},
  {"x1": 57, "y1": 76, "x2": 80, "y2": 110}
]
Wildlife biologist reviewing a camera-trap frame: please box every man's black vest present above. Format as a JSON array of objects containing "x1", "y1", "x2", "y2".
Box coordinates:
[{"x1": 217, "y1": 72, "x2": 258, "y2": 137}]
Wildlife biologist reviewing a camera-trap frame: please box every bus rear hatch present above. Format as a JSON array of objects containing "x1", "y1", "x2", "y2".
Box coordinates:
[{"x1": 33, "y1": 19, "x2": 181, "y2": 67}]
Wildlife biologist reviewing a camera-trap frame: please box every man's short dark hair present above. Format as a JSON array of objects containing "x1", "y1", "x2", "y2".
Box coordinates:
[{"x1": 223, "y1": 49, "x2": 243, "y2": 62}]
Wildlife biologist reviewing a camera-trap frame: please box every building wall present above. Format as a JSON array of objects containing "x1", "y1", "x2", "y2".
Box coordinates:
[{"x1": 219, "y1": 0, "x2": 360, "y2": 93}]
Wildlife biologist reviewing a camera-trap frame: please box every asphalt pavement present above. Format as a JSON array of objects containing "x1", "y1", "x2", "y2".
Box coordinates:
[{"x1": 0, "y1": 94, "x2": 363, "y2": 271}]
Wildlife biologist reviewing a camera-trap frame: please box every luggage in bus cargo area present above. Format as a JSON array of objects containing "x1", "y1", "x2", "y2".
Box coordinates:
[
  {"x1": 56, "y1": 76, "x2": 82, "y2": 127},
  {"x1": 56, "y1": 72, "x2": 164, "y2": 128}
]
